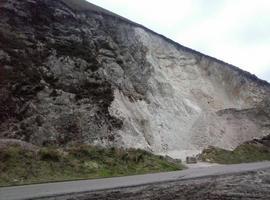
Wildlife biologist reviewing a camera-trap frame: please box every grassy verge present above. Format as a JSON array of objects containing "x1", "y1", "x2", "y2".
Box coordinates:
[
  {"x1": 199, "y1": 144, "x2": 270, "y2": 164},
  {"x1": 0, "y1": 145, "x2": 184, "y2": 187}
]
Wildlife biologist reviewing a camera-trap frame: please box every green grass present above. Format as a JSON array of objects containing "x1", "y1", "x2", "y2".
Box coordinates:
[
  {"x1": 199, "y1": 144, "x2": 270, "y2": 164},
  {"x1": 0, "y1": 145, "x2": 184, "y2": 187}
]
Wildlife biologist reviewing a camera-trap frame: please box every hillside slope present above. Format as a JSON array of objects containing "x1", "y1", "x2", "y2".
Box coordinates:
[{"x1": 0, "y1": 0, "x2": 269, "y2": 159}]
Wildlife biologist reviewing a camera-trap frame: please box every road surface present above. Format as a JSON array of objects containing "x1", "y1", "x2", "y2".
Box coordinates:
[{"x1": 1, "y1": 161, "x2": 270, "y2": 200}]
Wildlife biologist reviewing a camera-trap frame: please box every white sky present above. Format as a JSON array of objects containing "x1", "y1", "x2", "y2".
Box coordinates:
[{"x1": 87, "y1": 0, "x2": 270, "y2": 82}]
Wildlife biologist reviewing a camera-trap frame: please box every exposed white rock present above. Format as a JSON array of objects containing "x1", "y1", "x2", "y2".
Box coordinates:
[{"x1": 109, "y1": 27, "x2": 269, "y2": 159}]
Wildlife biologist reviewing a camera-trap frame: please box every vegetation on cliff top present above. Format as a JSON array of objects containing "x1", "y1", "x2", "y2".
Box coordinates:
[{"x1": 0, "y1": 145, "x2": 184, "y2": 187}]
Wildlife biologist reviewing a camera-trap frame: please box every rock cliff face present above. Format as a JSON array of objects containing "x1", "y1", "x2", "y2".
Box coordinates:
[{"x1": 0, "y1": 0, "x2": 269, "y2": 159}]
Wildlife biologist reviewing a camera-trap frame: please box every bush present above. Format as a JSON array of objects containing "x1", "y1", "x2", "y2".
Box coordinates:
[
  {"x1": 200, "y1": 144, "x2": 270, "y2": 164},
  {"x1": 39, "y1": 148, "x2": 61, "y2": 162},
  {"x1": 68, "y1": 145, "x2": 102, "y2": 159}
]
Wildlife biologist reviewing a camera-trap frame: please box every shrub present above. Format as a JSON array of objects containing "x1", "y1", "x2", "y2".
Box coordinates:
[
  {"x1": 200, "y1": 144, "x2": 270, "y2": 164},
  {"x1": 68, "y1": 144, "x2": 100, "y2": 159},
  {"x1": 39, "y1": 148, "x2": 61, "y2": 162}
]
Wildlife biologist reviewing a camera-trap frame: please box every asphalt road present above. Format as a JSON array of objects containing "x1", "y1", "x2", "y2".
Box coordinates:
[{"x1": 1, "y1": 161, "x2": 270, "y2": 200}]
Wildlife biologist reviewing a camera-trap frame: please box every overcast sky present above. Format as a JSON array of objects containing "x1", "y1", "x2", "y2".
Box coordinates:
[{"x1": 88, "y1": 0, "x2": 270, "y2": 82}]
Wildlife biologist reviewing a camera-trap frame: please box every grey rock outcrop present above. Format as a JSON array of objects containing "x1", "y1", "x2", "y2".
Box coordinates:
[{"x1": 0, "y1": 0, "x2": 269, "y2": 158}]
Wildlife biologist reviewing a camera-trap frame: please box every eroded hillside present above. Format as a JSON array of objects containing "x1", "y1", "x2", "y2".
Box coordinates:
[{"x1": 0, "y1": 0, "x2": 269, "y2": 159}]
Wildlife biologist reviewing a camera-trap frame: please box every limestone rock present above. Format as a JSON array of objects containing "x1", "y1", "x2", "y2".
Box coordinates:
[{"x1": 0, "y1": 0, "x2": 269, "y2": 159}]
